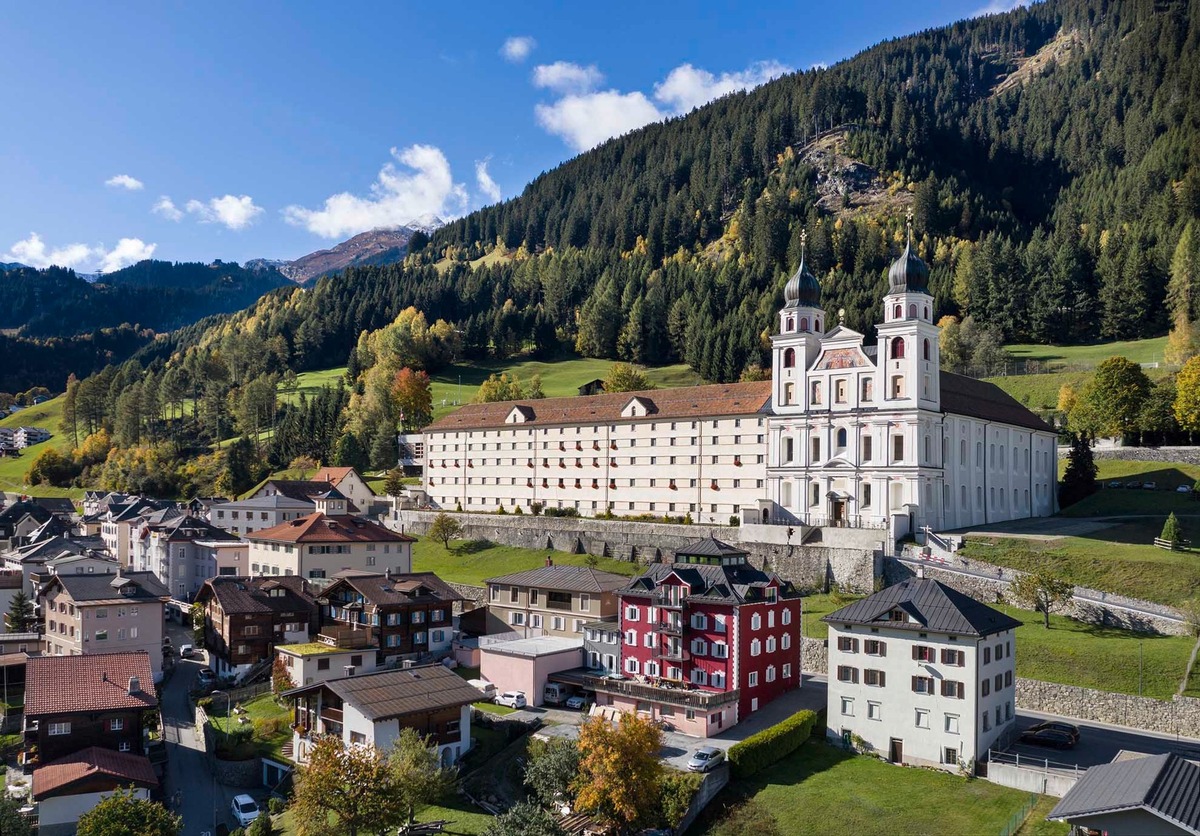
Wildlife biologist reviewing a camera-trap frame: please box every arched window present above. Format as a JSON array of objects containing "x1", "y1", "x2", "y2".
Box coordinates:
[
  {"x1": 890, "y1": 338, "x2": 905, "y2": 359},
  {"x1": 923, "y1": 339, "x2": 930, "y2": 361},
  {"x1": 786, "y1": 318, "x2": 794, "y2": 332},
  {"x1": 908, "y1": 304, "x2": 917, "y2": 318},
  {"x1": 923, "y1": 306, "x2": 930, "y2": 320},
  {"x1": 783, "y1": 347, "x2": 796, "y2": 368},
  {"x1": 815, "y1": 319, "x2": 822, "y2": 332},
  {"x1": 893, "y1": 304, "x2": 901, "y2": 320},
  {"x1": 836, "y1": 428, "x2": 847, "y2": 449},
  {"x1": 799, "y1": 317, "x2": 808, "y2": 331}
]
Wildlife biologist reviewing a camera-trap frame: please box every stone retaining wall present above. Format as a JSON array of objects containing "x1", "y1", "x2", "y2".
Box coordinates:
[
  {"x1": 884, "y1": 556, "x2": 1188, "y2": 636},
  {"x1": 1016, "y1": 678, "x2": 1200, "y2": 739},
  {"x1": 393, "y1": 510, "x2": 878, "y2": 593},
  {"x1": 1057, "y1": 445, "x2": 1200, "y2": 466},
  {"x1": 801, "y1": 636, "x2": 827, "y2": 675},
  {"x1": 449, "y1": 582, "x2": 487, "y2": 605},
  {"x1": 213, "y1": 754, "x2": 262, "y2": 788}
]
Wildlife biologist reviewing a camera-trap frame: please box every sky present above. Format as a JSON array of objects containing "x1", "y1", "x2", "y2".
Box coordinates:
[{"x1": 0, "y1": 0, "x2": 1023, "y2": 272}]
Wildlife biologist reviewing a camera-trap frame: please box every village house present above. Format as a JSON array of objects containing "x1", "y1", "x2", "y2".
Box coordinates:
[
  {"x1": 592, "y1": 536, "x2": 802, "y2": 736},
  {"x1": 130, "y1": 513, "x2": 239, "y2": 600},
  {"x1": 210, "y1": 493, "x2": 316, "y2": 537},
  {"x1": 195, "y1": 576, "x2": 317, "y2": 680},
  {"x1": 484, "y1": 561, "x2": 627, "y2": 638},
  {"x1": 38, "y1": 571, "x2": 171, "y2": 681},
  {"x1": 285, "y1": 664, "x2": 481, "y2": 767},
  {"x1": 310, "y1": 466, "x2": 379, "y2": 515},
  {"x1": 14, "y1": 427, "x2": 51, "y2": 448},
  {"x1": 823, "y1": 576, "x2": 1019, "y2": 771},
  {"x1": 33, "y1": 747, "x2": 158, "y2": 836},
  {"x1": 98, "y1": 498, "x2": 172, "y2": 567},
  {"x1": 1047, "y1": 752, "x2": 1200, "y2": 835},
  {"x1": 244, "y1": 490, "x2": 414, "y2": 582}
]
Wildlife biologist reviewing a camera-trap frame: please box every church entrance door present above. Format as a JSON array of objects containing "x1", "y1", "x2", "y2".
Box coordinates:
[{"x1": 831, "y1": 498, "x2": 845, "y2": 527}]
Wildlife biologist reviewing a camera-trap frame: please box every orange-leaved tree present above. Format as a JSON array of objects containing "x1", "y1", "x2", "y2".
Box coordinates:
[{"x1": 573, "y1": 712, "x2": 663, "y2": 832}]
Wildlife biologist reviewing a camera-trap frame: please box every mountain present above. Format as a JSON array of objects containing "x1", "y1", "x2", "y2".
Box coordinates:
[{"x1": 251, "y1": 218, "x2": 447, "y2": 284}]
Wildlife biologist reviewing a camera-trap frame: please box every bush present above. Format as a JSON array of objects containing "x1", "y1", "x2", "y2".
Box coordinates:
[
  {"x1": 530, "y1": 502, "x2": 544, "y2": 516},
  {"x1": 254, "y1": 716, "x2": 286, "y2": 739},
  {"x1": 543, "y1": 506, "x2": 580, "y2": 518},
  {"x1": 246, "y1": 813, "x2": 273, "y2": 836},
  {"x1": 268, "y1": 797, "x2": 286, "y2": 815},
  {"x1": 658, "y1": 770, "x2": 704, "y2": 828},
  {"x1": 729, "y1": 515, "x2": 741, "y2": 527},
  {"x1": 196, "y1": 697, "x2": 213, "y2": 710},
  {"x1": 726, "y1": 710, "x2": 817, "y2": 779}
]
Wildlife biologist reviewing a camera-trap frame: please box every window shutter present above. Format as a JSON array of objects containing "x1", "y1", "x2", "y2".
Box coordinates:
[
  {"x1": 912, "y1": 645, "x2": 919, "y2": 661},
  {"x1": 879, "y1": 671, "x2": 886, "y2": 687},
  {"x1": 879, "y1": 641, "x2": 887, "y2": 656},
  {"x1": 958, "y1": 682, "x2": 965, "y2": 699}
]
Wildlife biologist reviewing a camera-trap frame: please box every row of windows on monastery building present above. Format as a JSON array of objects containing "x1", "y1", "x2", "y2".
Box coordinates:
[
  {"x1": 430, "y1": 433, "x2": 765, "y2": 455},
  {"x1": 446, "y1": 495, "x2": 745, "y2": 515},
  {"x1": 431, "y1": 454, "x2": 763, "y2": 469}
]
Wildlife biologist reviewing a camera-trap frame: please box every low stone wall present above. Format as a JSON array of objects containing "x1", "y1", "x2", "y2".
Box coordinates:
[
  {"x1": 449, "y1": 582, "x2": 486, "y2": 606},
  {"x1": 884, "y1": 555, "x2": 1188, "y2": 636},
  {"x1": 1016, "y1": 678, "x2": 1200, "y2": 739},
  {"x1": 800, "y1": 636, "x2": 827, "y2": 675},
  {"x1": 392, "y1": 510, "x2": 878, "y2": 593},
  {"x1": 213, "y1": 754, "x2": 262, "y2": 788},
  {"x1": 1057, "y1": 445, "x2": 1200, "y2": 466}
]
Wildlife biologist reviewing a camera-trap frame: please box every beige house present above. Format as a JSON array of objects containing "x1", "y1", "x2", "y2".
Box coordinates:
[
  {"x1": 39, "y1": 571, "x2": 171, "y2": 682},
  {"x1": 484, "y1": 561, "x2": 626, "y2": 637},
  {"x1": 276, "y1": 642, "x2": 380, "y2": 688},
  {"x1": 245, "y1": 492, "x2": 414, "y2": 583},
  {"x1": 311, "y1": 467, "x2": 379, "y2": 515}
]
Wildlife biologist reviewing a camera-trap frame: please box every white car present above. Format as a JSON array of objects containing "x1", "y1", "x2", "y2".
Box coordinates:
[
  {"x1": 179, "y1": 644, "x2": 195, "y2": 659},
  {"x1": 1177, "y1": 485, "x2": 1192, "y2": 494},
  {"x1": 231, "y1": 794, "x2": 261, "y2": 827},
  {"x1": 495, "y1": 691, "x2": 527, "y2": 709}
]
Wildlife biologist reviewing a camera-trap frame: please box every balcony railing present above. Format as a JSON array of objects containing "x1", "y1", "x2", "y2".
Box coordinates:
[
  {"x1": 319, "y1": 707, "x2": 344, "y2": 725},
  {"x1": 584, "y1": 675, "x2": 740, "y2": 709},
  {"x1": 655, "y1": 620, "x2": 682, "y2": 635},
  {"x1": 655, "y1": 647, "x2": 684, "y2": 662},
  {"x1": 545, "y1": 599, "x2": 573, "y2": 611},
  {"x1": 317, "y1": 624, "x2": 375, "y2": 649}
]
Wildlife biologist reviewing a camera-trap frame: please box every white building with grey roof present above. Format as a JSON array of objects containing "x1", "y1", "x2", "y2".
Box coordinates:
[{"x1": 823, "y1": 576, "x2": 1020, "y2": 771}]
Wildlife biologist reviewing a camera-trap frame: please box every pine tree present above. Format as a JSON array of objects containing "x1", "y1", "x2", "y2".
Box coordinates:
[
  {"x1": 5, "y1": 590, "x2": 33, "y2": 633},
  {"x1": 1058, "y1": 433, "x2": 1097, "y2": 509}
]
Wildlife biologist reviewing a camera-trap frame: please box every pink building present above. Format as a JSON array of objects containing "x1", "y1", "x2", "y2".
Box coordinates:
[
  {"x1": 590, "y1": 537, "x2": 801, "y2": 736},
  {"x1": 479, "y1": 635, "x2": 584, "y2": 706}
]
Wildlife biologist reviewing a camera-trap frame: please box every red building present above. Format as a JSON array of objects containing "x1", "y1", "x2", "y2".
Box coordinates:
[{"x1": 589, "y1": 537, "x2": 801, "y2": 736}]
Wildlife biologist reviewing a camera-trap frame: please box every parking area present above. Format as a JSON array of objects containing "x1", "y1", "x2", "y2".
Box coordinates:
[{"x1": 1001, "y1": 711, "x2": 1200, "y2": 770}]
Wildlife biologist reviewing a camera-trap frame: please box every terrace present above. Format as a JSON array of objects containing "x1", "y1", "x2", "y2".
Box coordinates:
[{"x1": 584, "y1": 674, "x2": 739, "y2": 709}]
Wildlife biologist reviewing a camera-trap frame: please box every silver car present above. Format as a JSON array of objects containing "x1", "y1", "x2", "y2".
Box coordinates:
[{"x1": 686, "y1": 746, "x2": 725, "y2": 772}]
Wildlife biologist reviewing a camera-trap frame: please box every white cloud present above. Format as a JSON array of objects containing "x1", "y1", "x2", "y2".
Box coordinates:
[
  {"x1": 810, "y1": 62, "x2": 829, "y2": 71},
  {"x1": 533, "y1": 58, "x2": 791, "y2": 152},
  {"x1": 4, "y1": 232, "x2": 156, "y2": 272},
  {"x1": 535, "y1": 90, "x2": 663, "y2": 153},
  {"x1": 653, "y1": 60, "x2": 791, "y2": 113},
  {"x1": 152, "y1": 196, "x2": 183, "y2": 222},
  {"x1": 185, "y1": 194, "x2": 264, "y2": 230},
  {"x1": 501, "y1": 36, "x2": 536, "y2": 63},
  {"x1": 105, "y1": 174, "x2": 144, "y2": 191},
  {"x1": 972, "y1": 0, "x2": 1027, "y2": 16},
  {"x1": 98, "y1": 238, "x2": 156, "y2": 272},
  {"x1": 475, "y1": 158, "x2": 502, "y2": 203},
  {"x1": 283, "y1": 144, "x2": 468, "y2": 239},
  {"x1": 532, "y1": 61, "x2": 603, "y2": 94}
]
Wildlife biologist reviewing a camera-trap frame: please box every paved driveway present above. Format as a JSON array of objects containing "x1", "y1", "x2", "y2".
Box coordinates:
[{"x1": 1002, "y1": 710, "x2": 1200, "y2": 770}]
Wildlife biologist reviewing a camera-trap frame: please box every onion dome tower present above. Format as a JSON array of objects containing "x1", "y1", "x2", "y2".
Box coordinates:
[
  {"x1": 773, "y1": 231, "x2": 825, "y2": 415},
  {"x1": 875, "y1": 210, "x2": 940, "y2": 409}
]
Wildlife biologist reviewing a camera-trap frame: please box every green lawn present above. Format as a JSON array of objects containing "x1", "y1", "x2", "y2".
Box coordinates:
[
  {"x1": 1054, "y1": 458, "x2": 1200, "y2": 517},
  {"x1": 986, "y1": 366, "x2": 1169, "y2": 414},
  {"x1": 1005, "y1": 336, "x2": 1169, "y2": 370},
  {"x1": 1016, "y1": 795, "x2": 1071, "y2": 836},
  {"x1": 473, "y1": 702, "x2": 517, "y2": 716},
  {"x1": 0, "y1": 395, "x2": 82, "y2": 498},
  {"x1": 960, "y1": 524, "x2": 1200, "y2": 608},
  {"x1": 697, "y1": 739, "x2": 1050, "y2": 836},
  {"x1": 278, "y1": 797, "x2": 494, "y2": 836},
  {"x1": 806, "y1": 593, "x2": 1194, "y2": 698},
  {"x1": 412, "y1": 536, "x2": 642, "y2": 587},
  {"x1": 207, "y1": 693, "x2": 293, "y2": 761}
]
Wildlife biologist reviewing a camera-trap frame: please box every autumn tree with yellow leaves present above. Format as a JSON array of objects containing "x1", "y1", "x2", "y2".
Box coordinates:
[{"x1": 573, "y1": 713, "x2": 663, "y2": 832}]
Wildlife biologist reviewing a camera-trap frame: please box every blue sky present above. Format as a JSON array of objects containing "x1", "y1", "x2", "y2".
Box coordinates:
[{"x1": 0, "y1": 0, "x2": 1019, "y2": 271}]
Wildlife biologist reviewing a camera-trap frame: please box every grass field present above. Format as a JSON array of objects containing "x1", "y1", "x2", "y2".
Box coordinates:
[
  {"x1": 278, "y1": 796, "x2": 494, "y2": 836},
  {"x1": 1005, "y1": 336, "x2": 1169, "y2": 370},
  {"x1": 696, "y1": 739, "x2": 1056, "y2": 836},
  {"x1": 0, "y1": 395, "x2": 81, "y2": 499},
  {"x1": 960, "y1": 521, "x2": 1200, "y2": 608},
  {"x1": 207, "y1": 692, "x2": 293, "y2": 761},
  {"x1": 412, "y1": 537, "x2": 642, "y2": 587},
  {"x1": 803, "y1": 593, "x2": 1194, "y2": 698},
  {"x1": 1055, "y1": 458, "x2": 1200, "y2": 517}
]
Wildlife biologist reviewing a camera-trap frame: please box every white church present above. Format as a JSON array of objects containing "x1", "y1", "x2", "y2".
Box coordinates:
[{"x1": 418, "y1": 228, "x2": 1058, "y2": 536}]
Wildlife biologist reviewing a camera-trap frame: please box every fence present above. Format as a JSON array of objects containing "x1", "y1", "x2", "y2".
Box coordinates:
[
  {"x1": 996, "y1": 793, "x2": 1040, "y2": 836},
  {"x1": 986, "y1": 749, "x2": 1083, "y2": 799}
]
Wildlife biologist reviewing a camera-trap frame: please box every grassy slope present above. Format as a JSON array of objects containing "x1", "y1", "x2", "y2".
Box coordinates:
[
  {"x1": 1005, "y1": 336, "x2": 1168, "y2": 369},
  {"x1": 412, "y1": 537, "x2": 641, "y2": 587},
  {"x1": 0, "y1": 395, "x2": 80, "y2": 499},
  {"x1": 803, "y1": 594, "x2": 1193, "y2": 699},
  {"x1": 697, "y1": 739, "x2": 1048, "y2": 836}
]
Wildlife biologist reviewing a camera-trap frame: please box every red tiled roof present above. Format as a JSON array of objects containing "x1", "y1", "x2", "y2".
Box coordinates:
[
  {"x1": 426, "y1": 381, "x2": 772, "y2": 432},
  {"x1": 246, "y1": 512, "x2": 415, "y2": 544},
  {"x1": 312, "y1": 466, "x2": 358, "y2": 487},
  {"x1": 25, "y1": 652, "x2": 157, "y2": 716},
  {"x1": 33, "y1": 747, "x2": 158, "y2": 798}
]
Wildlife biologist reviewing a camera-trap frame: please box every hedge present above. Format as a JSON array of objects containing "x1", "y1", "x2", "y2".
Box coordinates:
[{"x1": 726, "y1": 709, "x2": 817, "y2": 778}]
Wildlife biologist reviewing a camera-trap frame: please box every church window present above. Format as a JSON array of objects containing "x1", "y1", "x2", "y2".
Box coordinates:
[
  {"x1": 923, "y1": 375, "x2": 931, "y2": 398},
  {"x1": 783, "y1": 437, "x2": 794, "y2": 464},
  {"x1": 976, "y1": 442, "x2": 983, "y2": 468},
  {"x1": 893, "y1": 435, "x2": 904, "y2": 462},
  {"x1": 783, "y1": 347, "x2": 796, "y2": 368},
  {"x1": 862, "y1": 436, "x2": 873, "y2": 462},
  {"x1": 781, "y1": 481, "x2": 792, "y2": 507},
  {"x1": 815, "y1": 319, "x2": 821, "y2": 332},
  {"x1": 924, "y1": 306, "x2": 930, "y2": 320},
  {"x1": 835, "y1": 379, "x2": 847, "y2": 403},
  {"x1": 811, "y1": 438, "x2": 821, "y2": 463},
  {"x1": 908, "y1": 304, "x2": 917, "y2": 318},
  {"x1": 989, "y1": 444, "x2": 995, "y2": 468},
  {"x1": 811, "y1": 381, "x2": 822, "y2": 404},
  {"x1": 861, "y1": 378, "x2": 873, "y2": 401},
  {"x1": 893, "y1": 304, "x2": 901, "y2": 320},
  {"x1": 811, "y1": 484, "x2": 820, "y2": 506},
  {"x1": 977, "y1": 486, "x2": 984, "y2": 508},
  {"x1": 862, "y1": 484, "x2": 872, "y2": 506},
  {"x1": 799, "y1": 317, "x2": 808, "y2": 331},
  {"x1": 923, "y1": 339, "x2": 930, "y2": 361},
  {"x1": 960, "y1": 439, "x2": 967, "y2": 463},
  {"x1": 836, "y1": 428, "x2": 847, "y2": 449},
  {"x1": 786, "y1": 317, "x2": 794, "y2": 332},
  {"x1": 1000, "y1": 488, "x2": 1005, "y2": 507},
  {"x1": 924, "y1": 435, "x2": 931, "y2": 463},
  {"x1": 890, "y1": 339, "x2": 905, "y2": 360},
  {"x1": 890, "y1": 376, "x2": 905, "y2": 399}
]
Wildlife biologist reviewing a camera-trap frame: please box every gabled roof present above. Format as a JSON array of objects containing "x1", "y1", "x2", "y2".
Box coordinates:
[
  {"x1": 323, "y1": 571, "x2": 461, "y2": 606},
  {"x1": 156, "y1": 514, "x2": 238, "y2": 543},
  {"x1": 246, "y1": 512, "x2": 414, "y2": 544},
  {"x1": 255, "y1": 479, "x2": 338, "y2": 502},
  {"x1": 622, "y1": 544, "x2": 797, "y2": 604},
  {"x1": 48, "y1": 571, "x2": 170, "y2": 604},
  {"x1": 940, "y1": 371, "x2": 1055, "y2": 433},
  {"x1": 427, "y1": 381, "x2": 772, "y2": 432},
  {"x1": 30, "y1": 497, "x2": 77, "y2": 517},
  {"x1": 220, "y1": 494, "x2": 315, "y2": 512},
  {"x1": 33, "y1": 747, "x2": 158, "y2": 799},
  {"x1": 674, "y1": 536, "x2": 747, "y2": 559},
  {"x1": 485, "y1": 564, "x2": 630, "y2": 594},
  {"x1": 1048, "y1": 753, "x2": 1200, "y2": 834},
  {"x1": 196, "y1": 575, "x2": 315, "y2": 615},
  {"x1": 311, "y1": 466, "x2": 364, "y2": 487},
  {"x1": 283, "y1": 664, "x2": 481, "y2": 721},
  {"x1": 26, "y1": 652, "x2": 157, "y2": 716},
  {"x1": 822, "y1": 578, "x2": 1021, "y2": 637}
]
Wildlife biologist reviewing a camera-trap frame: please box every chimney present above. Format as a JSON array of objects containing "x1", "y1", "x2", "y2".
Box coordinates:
[
  {"x1": 344, "y1": 666, "x2": 356, "y2": 677},
  {"x1": 545, "y1": 556, "x2": 553, "y2": 567},
  {"x1": 127, "y1": 676, "x2": 141, "y2": 695}
]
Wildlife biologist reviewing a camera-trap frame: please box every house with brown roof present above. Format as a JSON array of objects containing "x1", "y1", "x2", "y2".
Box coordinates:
[
  {"x1": 194, "y1": 576, "x2": 317, "y2": 680},
  {"x1": 311, "y1": 467, "x2": 378, "y2": 516},
  {"x1": 484, "y1": 559, "x2": 627, "y2": 638},
  {"x1": 285, "y1": 664, "x2": 481, "y2": 767},
  {"x1": 244, "y1": 492, "x2": 414, "y2": 583},
  {"x1": 33, "y1": 747, "x2": 158, "y2": 836},
  {"x1": 24, "y1": 652, "x2": 157, "y2": 766},
  {"x1": 38, "y1": 571, "x2": 171, "y2": 681}
]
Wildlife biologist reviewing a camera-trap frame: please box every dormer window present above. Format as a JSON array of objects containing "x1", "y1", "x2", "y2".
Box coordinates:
[{"x1": 888, "y1": 609, "x2": 907, "y2": 622}]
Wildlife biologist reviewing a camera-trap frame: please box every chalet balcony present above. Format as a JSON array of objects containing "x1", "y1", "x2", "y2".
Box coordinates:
[
  {"x1": 585, "y1": 675, "x2": 739, "y2": 710},
  {"x1": 319, "y1": 707, "x2": 343, "y2": 725},
  {"x1": 317, "y1": 624, "x2": 375, "y2": 649},
  {"x1": 655, "y1": 647, "x2": 684, "y2": 662}
]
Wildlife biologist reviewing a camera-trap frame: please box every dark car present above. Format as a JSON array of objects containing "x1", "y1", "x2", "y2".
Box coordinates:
[
  {"x1": 1019, "y1": 728, "x2": 1075, "y2": 749},
  {"x1": 1026, "y1": 721, "x2": 1080, "y2": 743},
  {"x1": 1125, "y1": 480, "x2": 1143, "y2": 489}
]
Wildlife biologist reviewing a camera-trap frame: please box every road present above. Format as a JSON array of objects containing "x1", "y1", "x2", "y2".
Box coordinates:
[
  {"x1": 1007, "y1": 709, "x2": 1200, "y2": 769},
  {"x1": 159, "y1": 619, "x2": 239, "y2": 835}
]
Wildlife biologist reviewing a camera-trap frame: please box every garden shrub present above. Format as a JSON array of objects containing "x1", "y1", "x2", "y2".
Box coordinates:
[
  {"x1": 658, "y1": 770, "x2": 704, "y2": 828},
  {"x1": 726, "y1": 710, "x2": 817, "y2": 779}
]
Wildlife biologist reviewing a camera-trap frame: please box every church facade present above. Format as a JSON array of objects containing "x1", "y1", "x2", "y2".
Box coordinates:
[{"x1": 418, "y1": 234, "x2": 1058, "y2": 533}]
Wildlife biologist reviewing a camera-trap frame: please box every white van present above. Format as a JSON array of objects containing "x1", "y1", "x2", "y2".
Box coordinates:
[{"x1": 468, "y1": 679, "x2": 496, "y2": 701}]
